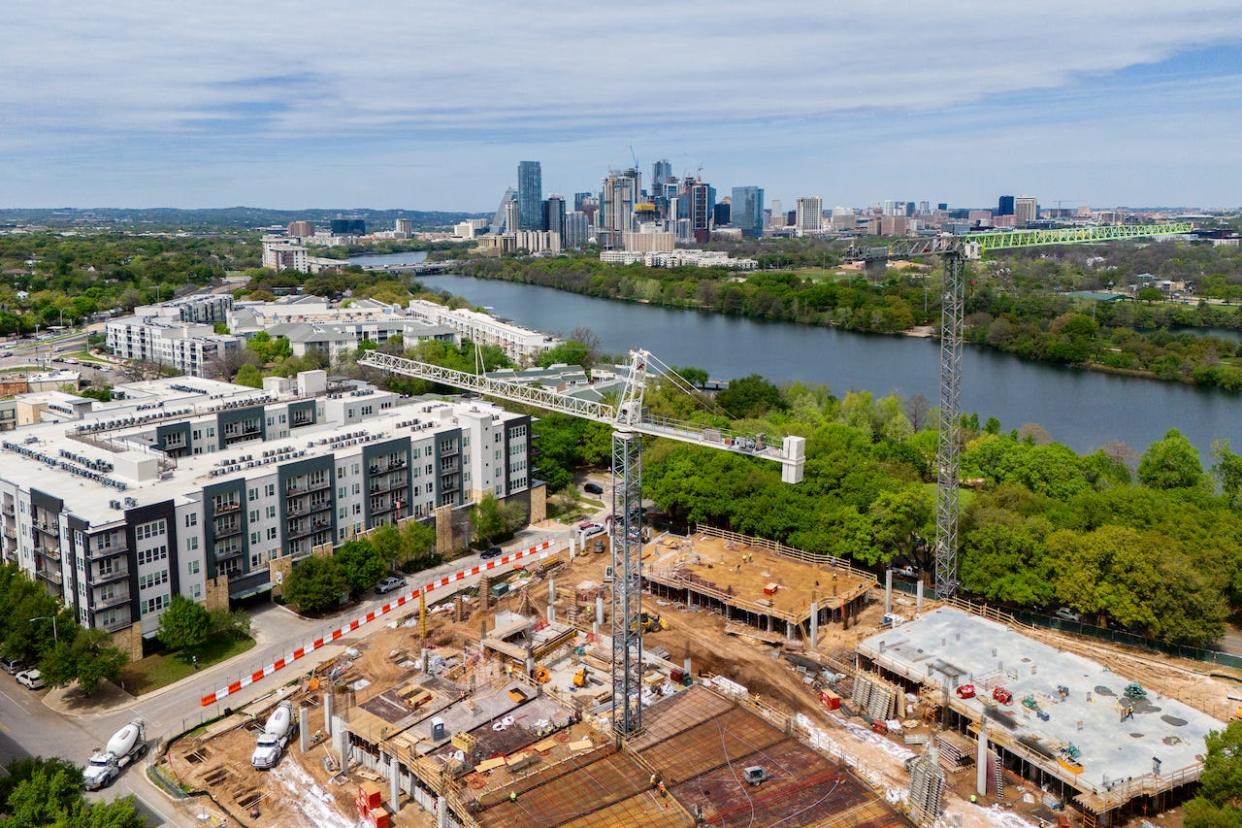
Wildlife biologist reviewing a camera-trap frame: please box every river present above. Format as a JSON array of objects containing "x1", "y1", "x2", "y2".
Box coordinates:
[{"x1": 416, "y1": 274, "x2": 1240, "y2": 456}]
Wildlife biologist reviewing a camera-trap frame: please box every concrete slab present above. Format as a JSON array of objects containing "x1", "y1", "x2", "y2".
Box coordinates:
[{"x1": 858, "y1": 607, "x2": 1223, "y2": 794}]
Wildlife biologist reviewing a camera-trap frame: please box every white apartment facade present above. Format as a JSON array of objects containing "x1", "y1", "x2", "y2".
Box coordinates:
[
  {"x1": 0, "y1": 373, "x2": 534, "y2": 639},
  {"x1": 404, "y1": 300, "x2": 561, "y2": 364}
]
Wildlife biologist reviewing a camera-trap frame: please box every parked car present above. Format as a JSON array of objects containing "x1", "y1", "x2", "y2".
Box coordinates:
[
  {"x1": 583, "y1": 482, "x2": 604, "y2": 495},
  {"x1": 992, "y1": 686, "x2": 1012, "y2": 705},
  {"x1": 0, "y1": 656, "x2": 26, "y2": 675},
  {"x1": 16, "y1": 669, "x2": 44, "y2": 690},
  {"x1": 1055, "y1": 607, "x2": 1082, "y2": 623},
  {"x1": 375, "y1": 576, "x2": 406, "y2": 595},
  {"x1": 480, "y1": 546, "x2": 503, "y2": 559}
]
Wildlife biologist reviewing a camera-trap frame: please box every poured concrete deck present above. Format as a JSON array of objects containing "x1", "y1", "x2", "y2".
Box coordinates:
[{"x1": 858, "y1": 607, "x2": 1223, "y2": 797}]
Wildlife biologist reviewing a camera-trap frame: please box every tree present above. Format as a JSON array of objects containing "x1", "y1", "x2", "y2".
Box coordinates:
[
  {"x1": 208, "y1": 607, "x2": 251, "y2": 640},
  {"x1": 0, "y1": 756, "x2": 145, "y2": 828},
  {"x1": 1137, "y1": 286, "x2": 1164, "y2": 303},
  {"x1": 156, "y1": 595, "x2": 212, "y2": 653},
  {"x1": 282, "y1": 556, "x2": 348, "y2": 614},
  {"x1": 40, "y1": 629, "x2": 127, "y2": 695},
  {"x1": 334, "y1": 540, "x2": 387, "y2": 596},
  {"x1": 536, "y1": 340, "x2": 592, "y2": 371},
  {"x1": 1212, "y1": 439, "x2": 1242, "y2": 509},
  {"x1": 472, "y1": 493, "x2": 505, "y2": 547},
  {"x1": 904, "y1": 393, "x2": 932, "y2": 432},
  {"x1": 397, "y1": 519, "x2": 438, "y2": 568},
  {"x1": 1184, "y1": 721, "x2": 1242, "y2": 827},
  {"x1": 869, "y1": 486, "x2": 933, "y2": 567},
  {"x1": 0, "y1": 757, "x2": 82, "y2": 812},
  {"x1": 233, "y1": 363, "x2": 263, "y2": 388},
  {"x1": 1139, "y1": 428, "x2": 1205, "y2": 490},
  {"x1": 716, "y1": 374, "x2": 787, "y2": 418}
]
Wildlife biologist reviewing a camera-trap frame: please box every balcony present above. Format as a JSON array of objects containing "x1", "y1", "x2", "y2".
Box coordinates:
[
  {"x1": 287, "y1": 520, "x2": 332, "y2": 541},
  {"x1": 369, "y1": 457, "x2": 406, "y2": 475},
  {"x1": 2, "y1": 503, "x2": 13, "y2": 517},
  {"x1": 213, "y1": 500, "x2": 241, "y2": 515},
  {"x1": 368, "y1": 476, "x2": 407, "y2": 495},
  {"x1": 3, "y1": 527, "x2": 14, "y2": 542},
  {"x1": 214, "y1": 544, "x2": 243, "y2": 562},
  {"x1": 92, "y1": 566, "x2": 129, "y2": 586},
  {"x1": 93, "y1": 590, "x2": 131, "y2": 611},
  {"x1": 96, "y1": 614, "x2": 132, "y2": 633},
  {"x1": 439, "y1": 444, "x2": 460, "y2": 458},
  {"x1": 34, "y1": 522, "x2": 59, "y2": 538},
  {"x1": 37, "y1": 566, "x2": 62, "y2": 586},
  {"x1": 440, "y1": 458, "x2": 459, "y2": 474},
  {"x1": 214, "y1": 521, "x2": 243, "y2": 539},
  {"x1": 41, "y1": 546, "x2": 61, "y2": 562},
  {"x1": 287, "y1": 499, "x2": 332, "y2": 517},
  {"x1": 88, "y1": 543, "x2": 127, "y2": 560},
  {"x1": 285, "y1": 479, "x2": 330, "y2": 496}
]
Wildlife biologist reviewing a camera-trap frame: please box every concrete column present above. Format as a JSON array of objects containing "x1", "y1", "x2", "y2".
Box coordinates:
[
  {"x1": 683, "y1": 654, "x2": 692, "y2": 676},
  {"x1": 884, "y1": 569, "x2": 893, "y2": 615},
  {"x1": 323, "y1": 692, "x2": 333, "y2": 737},
  {"x1": 569, "y1": 536, "x2": 576, "y2": 560},
  {"x1": 916, "y1": 579, "x2": 924, "y2": 612},
  {"x1": 436, "y1": 796, "x2": 448, "y2": 828},
  {"x1": 809, "y1": 601, "x2": 819, "y2": 648},
  {"x1": 387, "y1": 751, "x2": 400, "y2": 811},
  {"x1": 421, "y1": 647, "x2": 429, "y2": 674},
  {"x1": 976, "y1": 721, "x2": 988, "y2": 796},
  {"x1": 547, "y1": 577, "x2": 556, "y2": 623},
  {"x1": 333, "y1": 714, "x2": 349, "y2": 775},
  {"x1": 595, "y1": 596, "x2": 604, "y2": 626},
  {"x1": 786, "y1": 621, "x2": 794, "y2": 641},
  {"x1": 299, "y1": 706, "x2": 310, "y2": 754}
]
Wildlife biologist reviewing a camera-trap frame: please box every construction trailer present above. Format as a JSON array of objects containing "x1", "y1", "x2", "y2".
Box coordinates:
[
  {"x1": 857, "y1": 607, "x2": 1224, "y2": 827},
  {"x1": 643, "y1": 528, "x2": 873, "y2": 644}
]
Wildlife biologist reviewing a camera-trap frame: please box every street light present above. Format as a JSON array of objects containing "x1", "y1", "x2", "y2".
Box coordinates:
[{"x1": 29, "y1": 615, "x2": 57, "y2": 644}]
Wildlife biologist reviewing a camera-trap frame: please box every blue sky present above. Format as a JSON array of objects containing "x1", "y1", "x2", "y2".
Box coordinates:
[{"x1": 3, "y1": 1, "x2": 1241, "y2": 211}]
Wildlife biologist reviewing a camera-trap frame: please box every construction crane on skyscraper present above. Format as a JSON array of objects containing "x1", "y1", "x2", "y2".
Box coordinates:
[
  {"x1": 358, "y1": 349, "x2": 805, "y2": 738},
  {"x1": 850, "y1": 222, "x2": 1194, "y2": 601}
]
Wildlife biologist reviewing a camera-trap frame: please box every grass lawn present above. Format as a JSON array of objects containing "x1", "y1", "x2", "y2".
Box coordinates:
[
  {"x1": 118, "y1": 634, "x2": 256, "y2": 697},
  {"x1": 547, "y1": 493, "x2": 604, "y2": 523},
  {"x1": 0, "y1": 365, "x2": 39, "y2": 374},
  {"x1": 66, "y1": 350, "x2": 108, "y2": 364}
]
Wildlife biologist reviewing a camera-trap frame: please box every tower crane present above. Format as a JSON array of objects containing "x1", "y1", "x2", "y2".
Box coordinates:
[
  {"x1": 852, "y1": 222, "x2": 1194, "y2": 601},
  {"x1": 358, "y1": 349, "x2": 806, "y2": 737}
]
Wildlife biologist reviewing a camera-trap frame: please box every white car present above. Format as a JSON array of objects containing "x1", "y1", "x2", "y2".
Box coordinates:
[{"x1": 16, "y1": 668, "x2": 44, "y2": 690}]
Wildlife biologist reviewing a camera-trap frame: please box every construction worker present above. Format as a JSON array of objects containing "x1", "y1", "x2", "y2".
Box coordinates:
[
  {"x1": 509, "y1": 791, "x2": 517, "y2": 803},
  {"x1": 970, "y1": 794, "x2": 977, "y2": 804}
]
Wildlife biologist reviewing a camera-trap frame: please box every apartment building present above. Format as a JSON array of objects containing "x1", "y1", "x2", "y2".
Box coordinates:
[
  {"x1": 265, "y1": 320, "x2": 455, "y2": 365},
  {"x1": 0, "y1": 372, "x2": 533, "y2": 640},
  {"x1": 105, "y1": 316, "x2": 241, "y2": 378},
  {"x1": 404, "y1": 300, "x2": 561, "y2": 364}
]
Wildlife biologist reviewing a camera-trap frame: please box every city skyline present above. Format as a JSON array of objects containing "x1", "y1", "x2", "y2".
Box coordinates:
[{"x1": 3, "y1": 2, "x2": 1242, "y2": 209}]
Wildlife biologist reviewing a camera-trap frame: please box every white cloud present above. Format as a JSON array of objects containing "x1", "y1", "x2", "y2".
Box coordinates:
[{"x1": 1, "y1": 1, "x2": 1240, "y2": 205}]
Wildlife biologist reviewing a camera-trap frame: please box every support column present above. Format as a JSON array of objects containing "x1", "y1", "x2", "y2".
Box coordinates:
[
  {"x1": 595, "y1": 595, "x2": 604, "y2": 627},
  {"x1": 323, "y1": 692, "x2": 334, "y2": 737},
  {"x1": 387, "y1": 751, "x2": 400, "y2": 812},
  {"x1": 976, "y1": 721, "x2": 988, "y2": 796},
  {"x1": 884, "y1": 569, "x2": 893, "y2": 615},
  {"x1": 809, "y1": 601, "x2": 819, "y2": 648},
  {"x1": 547, "y1": 577, "x2": 556, "y2": 624},
  {"x1": 916, "y1": 580, "x2": 924, "y2": 613},
  {"x1": 435, "y1": 796, "x2": 448, "y2": 828},
  {"x1": 333, "y1": 714, "x2": 349, "y2": 775},
  {"x1": 569, "y1": 536, "x2": 577, "y2": 560},
  {"x1": 299, "y1": 706, "x2": 310, "y2": 754}
]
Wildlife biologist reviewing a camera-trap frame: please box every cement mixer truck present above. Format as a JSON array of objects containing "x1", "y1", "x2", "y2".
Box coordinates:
[
  {"x1": 83, "y1": 720, "x2": 147, "y2": 790},
  {"x1": 251, "y1": 701, "x2": 295, "y2": 769}
]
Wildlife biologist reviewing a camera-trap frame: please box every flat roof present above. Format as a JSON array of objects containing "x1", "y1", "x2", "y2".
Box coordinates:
[
  {"x1": 858, "y1": 607, "x2": 1223, "y2": 794},
  {"x1": 647, "y1": 532, "x2": 872, "y2": 617}
]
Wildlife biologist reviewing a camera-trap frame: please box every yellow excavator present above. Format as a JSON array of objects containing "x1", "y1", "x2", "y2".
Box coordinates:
[{"x1": 634, "y1": 612, "x2": 668, "y2": 633}]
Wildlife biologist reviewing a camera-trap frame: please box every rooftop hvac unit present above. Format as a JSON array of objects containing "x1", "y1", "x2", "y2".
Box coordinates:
[{"x1": 110, "y1": 500, "x2": 121, "y2": 510}]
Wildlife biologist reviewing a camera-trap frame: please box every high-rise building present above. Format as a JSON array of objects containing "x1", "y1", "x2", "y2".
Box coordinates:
[
  {"x1": 543, "y1": 194, "x2": 566, "y2": 237},
  {"x1": 504, "y1": 198, "x2": 520, "y2": 235},
  {"x1": 330, "y1": 218, "x2": 366, "y2": 235},
  {"x1": 677, "y1": 177, "x2": 715, "y2": 243},
  {"x1": 600, "y1": 168, "x2": 642, "y2": 247},
  {"x1": 795, "y1": 197, "x2": 822, "y2": 236},
  {"x1": 713, "y1": 201, "x2": 731, "y2": 227},
  {"x1": 997, "y1": 195, "x2": 1015, "y2": 216},
  {"x1": 918, "y1": 201, "x2": 931, "y2": 215},
  {"x1": 732, "y1": 186, "x2": 764, "y2": 238},
  {"x1": 652, "y1": 159, "x2": 672, "y2": 191},
  {"x1": 394, "y1": 218, "x2": 414, "y2": 235},
  {"x1": 563, "y1": 211, "x2": 589, "y2": 249},
  {"x1": 491, "y1": 187, "x2": 516, "y2": 233},
  {"x1": 573, "y1": 192, "x2": 593, "y2": 211},
  {"x1": 287, "y1": 220, "x2": 314, "y2": 238},
  {"x1": 1014, "y1": 196, "x2": 1038, "y2": 226},
  {"x1": 937, "y1": 202, "x2": 949, "y2": 212},
  {"x1": 517, "y1": 161, "x2": 543, "y2": 230},
  {"x1": 768, "y1": 200, "x2": 783, "y2": 228}
]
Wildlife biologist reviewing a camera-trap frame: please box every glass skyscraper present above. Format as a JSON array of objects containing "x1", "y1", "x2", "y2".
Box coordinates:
[
  {"x1": 732, "y1": 186, "x2": 764, "y2": 238},
  {"x1": 517, "y1": 161, "x2": 543, "y2": 231}
]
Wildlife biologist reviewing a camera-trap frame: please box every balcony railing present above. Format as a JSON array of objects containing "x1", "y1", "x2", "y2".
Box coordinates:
[
  {"x1": 92, "y1": 566, "x2": 129, "y2": 586},
  {"x1": 214, "y1": 521, "x2": 243, "y2": 539},
  {"x1": 213, "y1": 500, "x2": 241, "y2": 515},
  {"x1": 214, "y1": 544, "x2": 243, "y2": 561},
  {"x1": 285, "y1": 479, "x2": 330, "y2": 496},
  {"x1": 88, "y1": 543, "x2": 127, "y2": 560},
  {"x1": 37, "y1": 567, "x2": 62, "y2": 586},
  {"x1": 287, "y1": 520, "x2": 332, "y2": 541},
  {"x1": 94, "y1": 590, "x2": 131, "y2": 611},
  {"x1": 2, "y1": 504, "x2": 14, "y2": 517},
  {"x1": 34, "y1": 522, "x2": 59, "y2": 538},
  {"x1": 97, "y1": 614, "x2": 132, "y2": 632}
]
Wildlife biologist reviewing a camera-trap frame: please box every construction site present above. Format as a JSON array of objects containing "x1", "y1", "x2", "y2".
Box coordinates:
[{"x1": 156, "y1": 525, "x2": 1239, "y2": 828}]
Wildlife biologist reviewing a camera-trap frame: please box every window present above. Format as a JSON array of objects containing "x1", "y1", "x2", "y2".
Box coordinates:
[
  {"x1": 137, "y1": 545, "x2": 168, "y2": 565},
  {"x1": 188, "y1": 560, "x2": 200, "y2": 575},
  {"x1": 136, "y1": 519, "x2": 166, "y2": 540},
  {"x1": 249, "y1": 487, "x2": 259, "y2": 501},
  {"x1": 338, "y1": 466, "x2": 346, "y2": 478},
  {"x1": 191, "y1": 584, "x2": 202, "y2": 599},
  {"x1": 185, "y1": 513, "x2": 197, "y2": 528},
  {"x1": 352, "y1": 503, "x2": 361, "y2": 515},
  {"x1": 188, "y1": 536, "x2": 199, "y2": 551},
  {"x1": 265, "y1": 484, "x2": 275, "y2": 497},
  {"x1": 266, "y1": 506, "x2": 276, "y2": 519},
  {"x1": 338, "y1": 487, "x2": 346, "y2": 499},
  {"x1": 249, "y1": 510, "x2": 259, "y2": 523},
  {"x1": 139, "y1": 570, "x2": 169, "y2": 590},
  {"x1": 250, "y1": 531, "x2": 260, "y2": 545},
  {"x1": 143, "y1": 593, "x2": 169, "y2": 614},
  {"x1": 266, "y1": 527, "x2": 277, "y2": 540}
]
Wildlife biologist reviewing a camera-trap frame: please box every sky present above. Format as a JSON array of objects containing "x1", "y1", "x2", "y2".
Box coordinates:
[{"x1": 3, "y1": 1, "x2": 1242, "y2": 211}]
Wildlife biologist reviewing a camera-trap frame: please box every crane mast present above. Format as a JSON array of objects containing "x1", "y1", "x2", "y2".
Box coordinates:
[
  {"x1": 855, "y1": 222, "x2": 1192, "y2": 600},
  {"x1": 358, "y1": 349, "x2": 805, "y2": 737}
]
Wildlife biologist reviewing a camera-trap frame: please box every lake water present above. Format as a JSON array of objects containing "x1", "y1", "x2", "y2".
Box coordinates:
[
  {"x1": 347, "y1": 250, "x2": 429, "y2": 267},
  {"x1": 418, "y1": 274, "x2": 1240, "y2": 456}
]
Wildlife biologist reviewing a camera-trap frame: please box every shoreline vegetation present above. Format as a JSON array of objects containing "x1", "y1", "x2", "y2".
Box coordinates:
[{"x1": 450, "y1": 244, "x2": 1242, "y2": 391}]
